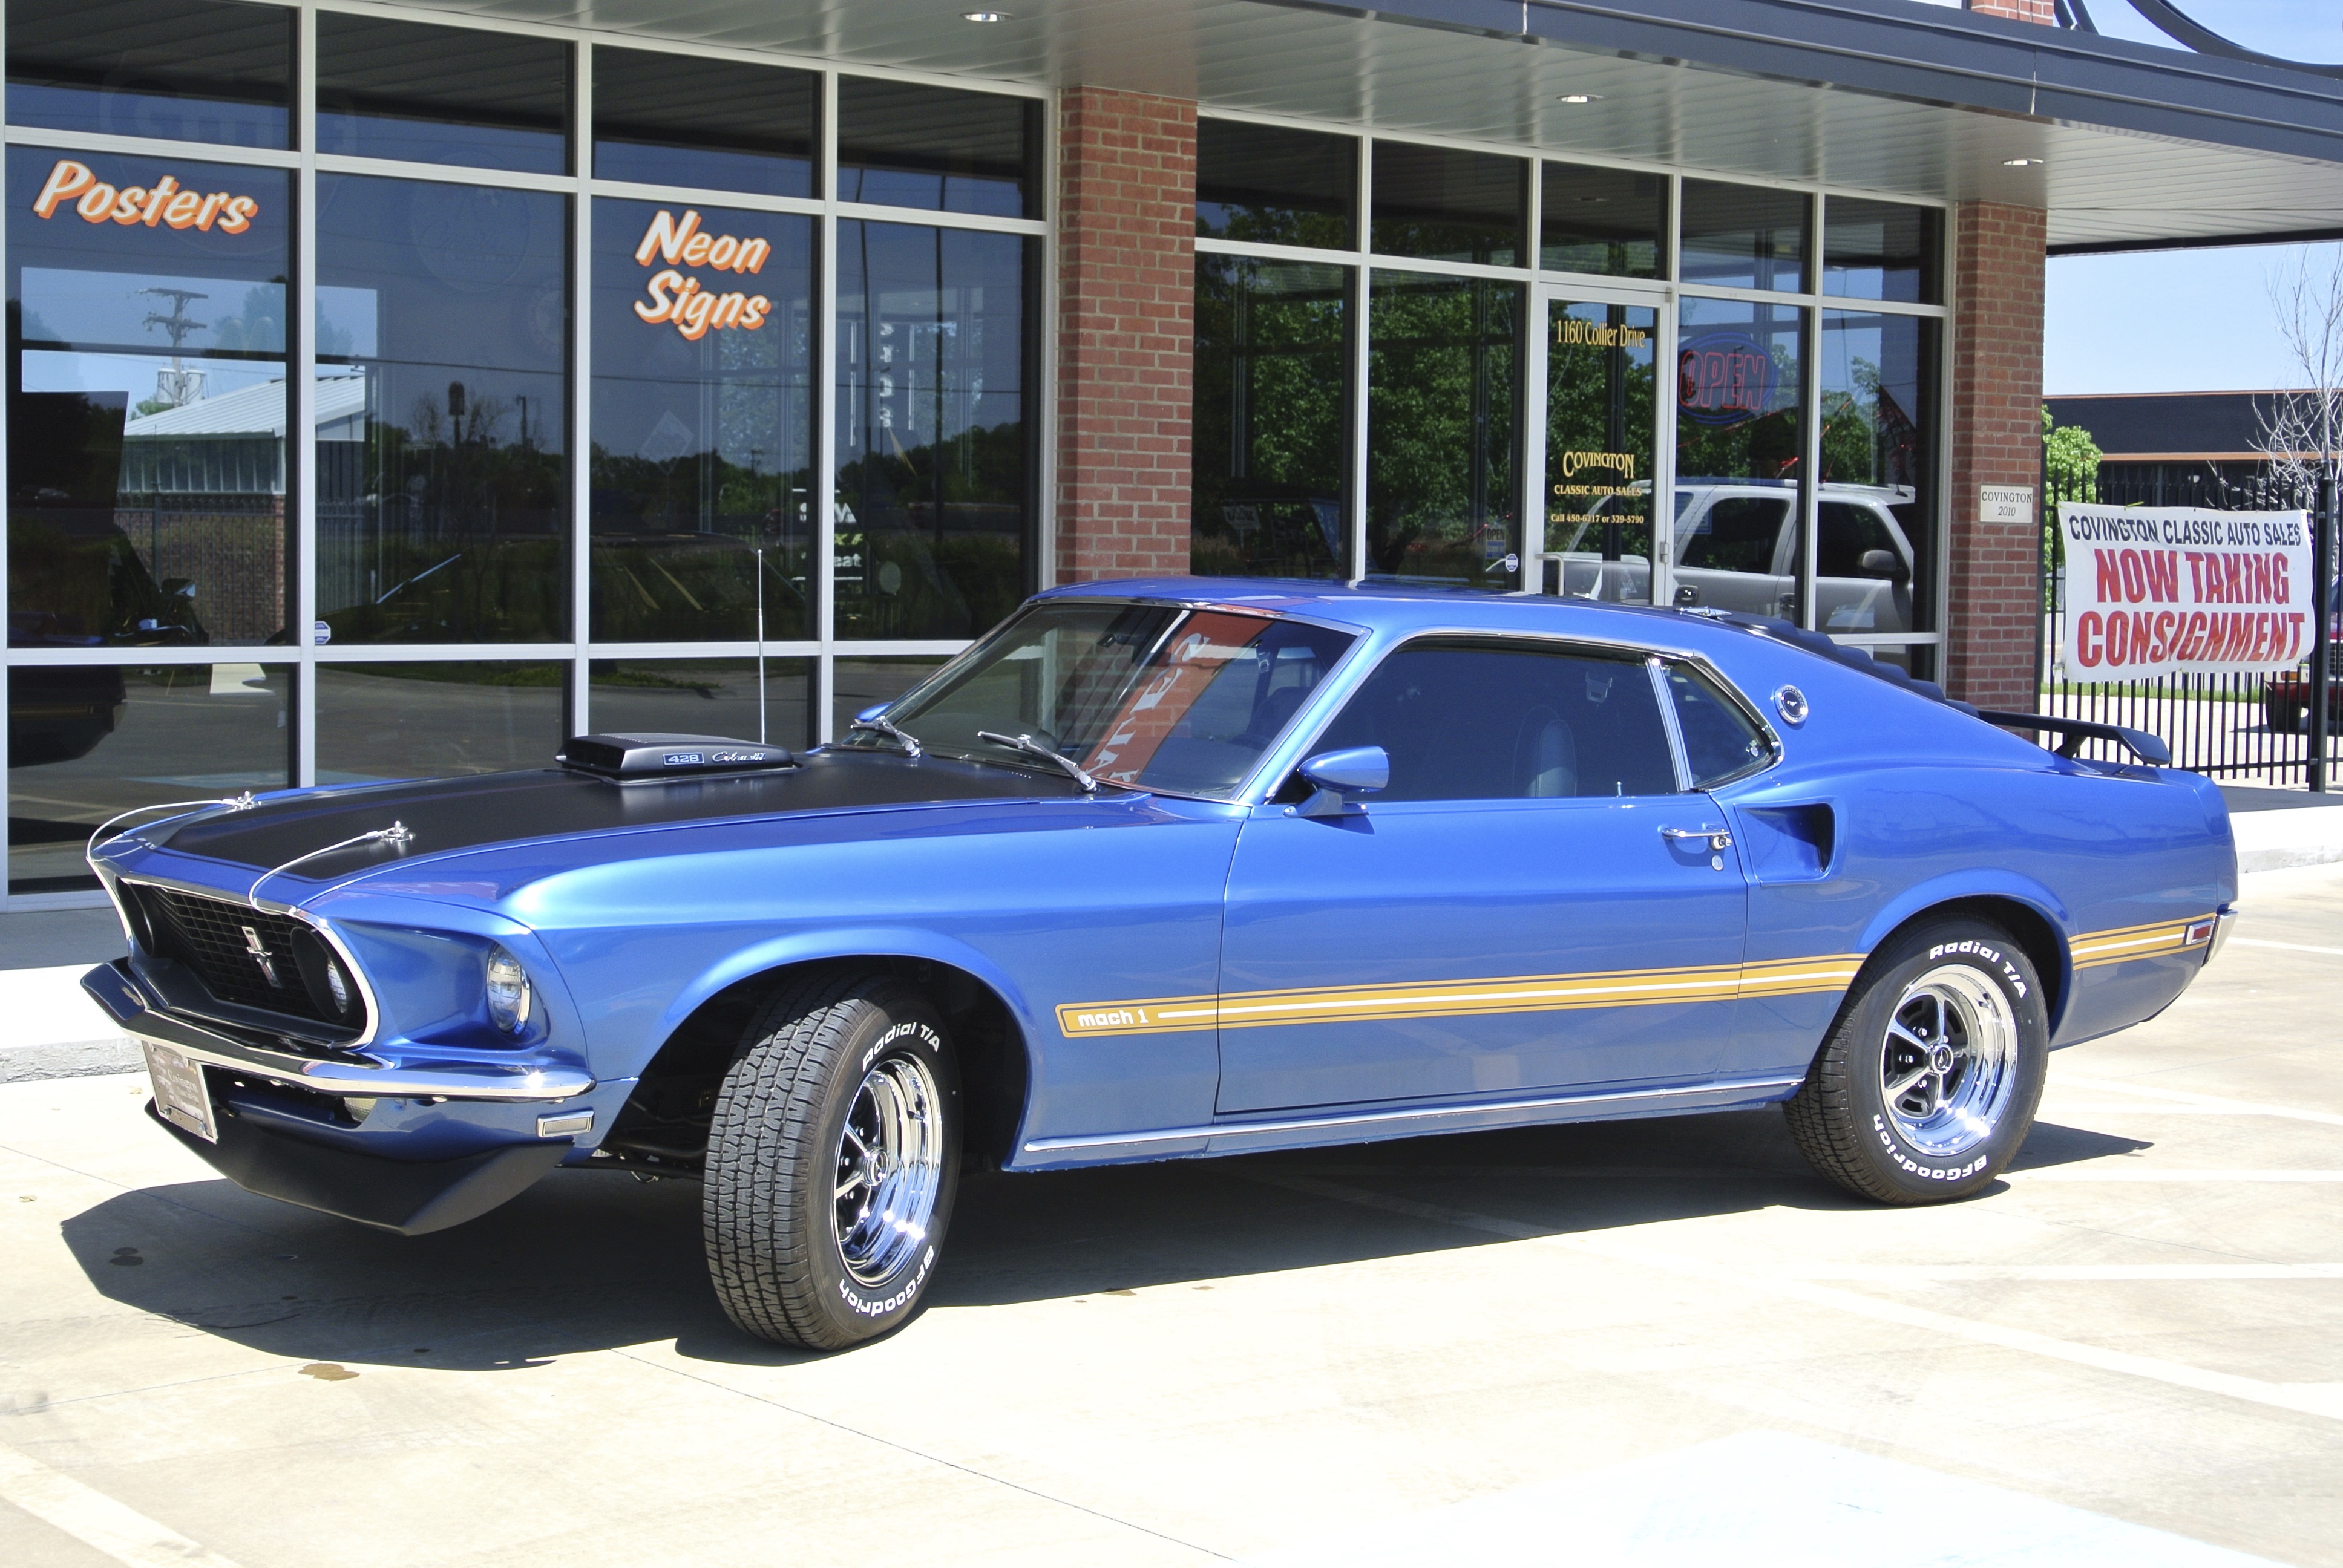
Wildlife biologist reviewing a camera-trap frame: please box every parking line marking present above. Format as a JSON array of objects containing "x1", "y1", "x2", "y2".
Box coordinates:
[
  {"x1": 2040, "y1": 1105, "x2": 2287, "y2": 1116},
  {"x1": 2229, "y1": 936, "x2": 2343, "y2": 957},
  {"x1": 2056, "y1": 1076, "x2": 2343, "y2": 1128},
  {"x1": 2007, "y1": 1168, "x2": 2343, "y2": 1183},
  {"x1": 1765, "y1": 1263, "x2": 2343, "y2": 1281},
  {"x1": 0, "y1": 1442, "x2": 245, "y2": 1568},
  {"x1": 1259, "y1": 1175, "x2": 2343, "y2": 1425}
]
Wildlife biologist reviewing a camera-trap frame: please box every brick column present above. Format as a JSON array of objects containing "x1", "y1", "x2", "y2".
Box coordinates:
[
  {"x1": 1967, "y1": 0, "x2": 2056, "y2": 22},
  {"x1": 1054, "y1": 87, "x2": 1196, "y2": 583},
  {"x1": 1943, "y1": 200, "x2": 2048, "y2": 712}
]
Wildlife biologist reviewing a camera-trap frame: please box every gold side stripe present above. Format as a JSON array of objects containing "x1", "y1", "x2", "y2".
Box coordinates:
[
  {"x1": 1058, "y1": 912, "x2": 2217, "y2": 1039},
  {"x1": 2071, "y1": 913, "x2": 2216, "y2": 970},
  {"x1": 1057, "y1": 955, "x2": 1866, "y2": 1039}
]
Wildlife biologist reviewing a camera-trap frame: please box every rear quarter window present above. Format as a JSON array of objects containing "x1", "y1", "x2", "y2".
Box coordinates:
[{"x1": 1665, "y1": 663, "x2": 1773, "y2": 786}]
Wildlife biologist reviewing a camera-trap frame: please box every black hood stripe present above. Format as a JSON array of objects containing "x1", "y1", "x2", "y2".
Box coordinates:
[{"x1": 151, "y1": 751, "x2": 1088, "y2": 878}]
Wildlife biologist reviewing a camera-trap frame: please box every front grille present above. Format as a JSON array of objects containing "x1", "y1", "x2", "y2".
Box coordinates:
[{"x1": 133, "y1": 886, "x2": 344, "y2": 1027}]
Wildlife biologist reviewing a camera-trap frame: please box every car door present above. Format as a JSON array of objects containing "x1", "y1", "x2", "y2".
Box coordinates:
[
  {"x1": 1815, "y1": 498, "x2": 1915, "y2": 635},
  {"x1": 1673, "y1": 491, "x2": 1797, "y2": 619},
  {"x1": 1215, "y1": 636, "x2": 1751, "y2": 1113}
]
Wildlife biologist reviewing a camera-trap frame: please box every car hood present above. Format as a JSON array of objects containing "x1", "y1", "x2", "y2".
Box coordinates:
[{"x1": 137, "y1": 751, "x2": 1095, "y2": 884}]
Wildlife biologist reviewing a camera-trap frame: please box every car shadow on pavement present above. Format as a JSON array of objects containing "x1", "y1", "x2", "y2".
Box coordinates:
[{"x1": 57, "y1": 1109, "x2": 2149, "y2": 1368}]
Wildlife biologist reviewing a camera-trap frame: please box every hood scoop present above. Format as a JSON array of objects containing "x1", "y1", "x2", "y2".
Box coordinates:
[{"x1": 557, "y1": 733, "x2": 796, "y2": 781}]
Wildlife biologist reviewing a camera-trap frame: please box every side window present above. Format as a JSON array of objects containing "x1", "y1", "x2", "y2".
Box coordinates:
[
  {"x1": 1679, "y1": 496, "x2": 1788, "y2": 575},
  {"x1": 1664, "y1": 664, "x2": 1773, "y2": 787},
  {"x1": 1311, "y1": 641, "x2": 1678, "y2": 802},
  {"x1": 1817, "y1": 501, "x2": 1899, "y2": 577}
]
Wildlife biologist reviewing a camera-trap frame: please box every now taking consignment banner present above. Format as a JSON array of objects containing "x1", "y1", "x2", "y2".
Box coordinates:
[{"x1": 2057, "y1": 503, "x2": 2315, "y2": 680}]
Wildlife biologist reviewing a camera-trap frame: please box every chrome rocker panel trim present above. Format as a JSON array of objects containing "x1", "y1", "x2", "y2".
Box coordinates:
[
  {"x1": 1022, "y1": 1073, "x2": 1807, "y2": 1155},
  {"x1": 83, "y1": 961, "x2": 594, "y2": 1103}
]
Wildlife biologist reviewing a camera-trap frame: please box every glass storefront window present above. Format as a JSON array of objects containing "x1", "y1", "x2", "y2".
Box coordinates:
[
  {"x1": 316, "y1": 15, "x2": 569, "y2": 177},
  {"x1": 1819, "y1": 310, "x2": 1939, "y2": 641},
  {"x1": 834, "y1": 220, "x2": 1029, "y2": 641},
  {"x1": 1673, "y1": 296, "x2": 1805, "y2": 621},
  {"x1": 1543, "y1": 299, "x2": 1657, "y2": 604},
  {"x1": 1196, "y1": 119, "x2": 1355, "y2": 249},
  {"x1": 1539, "y1": 162, "x2": 1664, "y2": 280},
  {"x1": 9, "y1": 148, "x2": 290, "y2": 648},
  {"x1": 593, "y1": 49, "x2": 816, "y2": 200},
  {"x1": 5, "y1": 0, "x2": 290, "y2": 149},
  {"x1": 591, "y1": 198, "x2": 813, "y2": 644},
  {"x1": 833, "y1": 655, "x2": 948, "y2": 738},
  {"x1": 315, "y1": 174, "x2": 568, "y2": 645},
  {"x1": 1680, "y1": 180, "x2": 1807, "y2": 293},
  {"x1": 315, "y1": 661, "x2": 563, "y2": 782},
  {"x1": 8, "y1": 661, "x2": 287, "y2": 892},
  {"x1": 1823, "y1": 197, "x2": 1941, "y2": 305},
  {"x1": 1371, "y1": 142, "x2": 1524, "y2": 266},
  {"x1": 589, "y1": 658, "x2": 813, "y2": 750},
  {"x1": 1366, "y1": 270, "x2": 1519, "y2": 587},
  {"x1": 1192, "y1": 257, "x2": 1350, "y2": 580},
  {"x1": 836, "y1": 79, "x2": 1037, "y2": 220}
]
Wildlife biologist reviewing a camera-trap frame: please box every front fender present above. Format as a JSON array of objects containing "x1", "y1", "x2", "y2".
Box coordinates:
[{"x1": 652, "y1": 924, "x2": 1046, "y2": 1063}]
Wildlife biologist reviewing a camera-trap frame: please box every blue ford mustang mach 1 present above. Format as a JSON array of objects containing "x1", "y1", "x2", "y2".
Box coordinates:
[{"x1": 82, "y1": 581, "x2": 2236, "y2": 1348}]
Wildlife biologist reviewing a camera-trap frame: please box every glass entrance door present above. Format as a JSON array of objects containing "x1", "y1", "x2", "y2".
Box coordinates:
[{"x1": 1531, "y1": 293, "x2": 1662, "y2": 604}]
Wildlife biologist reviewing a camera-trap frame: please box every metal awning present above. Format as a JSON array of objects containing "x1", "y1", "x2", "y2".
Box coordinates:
[{"x1": 393, "y1": 0, "x2": 2343, "y2": 251}]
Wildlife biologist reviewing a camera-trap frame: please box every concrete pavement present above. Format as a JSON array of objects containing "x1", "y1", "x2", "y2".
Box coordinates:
[{"x1": 0, "y1": 864, "x2": 2338, "y2": 1566}]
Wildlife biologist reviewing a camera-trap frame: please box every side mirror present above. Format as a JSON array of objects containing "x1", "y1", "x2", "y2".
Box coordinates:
[
  {"x1": 1295, "y1": 745, "x2": 1389, "y2": 818},
  {"x1": 855, "y1": 703, "x2": 891, "y2": 723},
  {"x1": 1858, "y1": 549, "x2": 1907, "y2": 580}
]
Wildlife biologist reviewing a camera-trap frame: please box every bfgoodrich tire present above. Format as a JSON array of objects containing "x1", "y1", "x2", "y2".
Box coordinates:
[
  {"x1": 703, "y1": 972, "x2": 960, "y2": 1349},
  {"x1": 1783, "y1": 919, "x2": 2047, "y2": 1204}
]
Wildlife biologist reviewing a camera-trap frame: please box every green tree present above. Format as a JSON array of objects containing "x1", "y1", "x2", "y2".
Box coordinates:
[
  {"x1": 2042, "y1": 406, "x2": 2102, "y2": 578},
  {"x1": 2042, "y1": 406, "x2": 2102, "y2": 501}
]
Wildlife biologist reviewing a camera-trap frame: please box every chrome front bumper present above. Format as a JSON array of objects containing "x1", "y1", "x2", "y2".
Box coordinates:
[{"x1": 82, "y1": 960, "x2": 595, "y2": 1103}]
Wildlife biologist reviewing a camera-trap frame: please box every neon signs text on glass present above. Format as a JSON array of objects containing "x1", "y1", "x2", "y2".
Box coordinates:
[
  {"x1": 632, "y1": 208, "x2": 774, "y2": 341},
  {"x1": 31, "y1": 158, "x2": 258, "y2": 234}
]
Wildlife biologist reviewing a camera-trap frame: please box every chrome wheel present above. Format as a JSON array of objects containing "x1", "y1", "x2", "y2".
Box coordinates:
[
  {"x1": 1879, "y1": 964, "x2": 2021, "y2": 1158},
  {"x1": 833, "y1": 1055, "x2": 946, "y2": 1287}
]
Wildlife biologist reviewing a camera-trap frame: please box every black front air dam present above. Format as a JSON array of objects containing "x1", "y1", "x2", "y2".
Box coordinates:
[{"x1": 148, "y1": 1103, "x2": 568, "y2": 1235}]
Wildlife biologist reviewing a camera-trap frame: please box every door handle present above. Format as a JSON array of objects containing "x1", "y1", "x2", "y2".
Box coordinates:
[{"x1": 1661, "y1": 826, "x2": 1733, "y2": 851}]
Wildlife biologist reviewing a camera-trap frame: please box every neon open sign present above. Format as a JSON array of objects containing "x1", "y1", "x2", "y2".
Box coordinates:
[{"x1": 1677, "y1": 330, "x2": 1778, "y2": 427}]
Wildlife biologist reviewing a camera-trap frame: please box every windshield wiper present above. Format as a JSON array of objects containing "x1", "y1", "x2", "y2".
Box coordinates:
[
  {"x1": 976, "y1": 730, "x2": 1097, "y2": 793},
  {"x1": 848, "y1": 714, "x2": 923, "y2": 758}
]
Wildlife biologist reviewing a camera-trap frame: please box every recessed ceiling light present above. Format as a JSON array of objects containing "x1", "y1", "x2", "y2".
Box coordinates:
[
  {"x1": 962, "y1": 8, "x2": 1009, "y2": 19},
  {"x1": 2002, "y1": 157, "x2": 2042, "y2": 167},
  {"x1": 1558, "y1": 93, "x2": 1602, "y2": 104}
]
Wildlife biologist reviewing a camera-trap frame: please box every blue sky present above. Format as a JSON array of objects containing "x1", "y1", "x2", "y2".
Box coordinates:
[{"x1": 2039, "y1": 4, "x2": 2341, "y2": 393}]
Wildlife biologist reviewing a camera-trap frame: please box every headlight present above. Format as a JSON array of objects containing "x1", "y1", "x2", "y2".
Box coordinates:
[
  {"x1": 289, "y1": 927, "x2": 364, "y2": 1028},
  {"x1": 485, "y1": 946, "x2": 532, "y2": 1034}
]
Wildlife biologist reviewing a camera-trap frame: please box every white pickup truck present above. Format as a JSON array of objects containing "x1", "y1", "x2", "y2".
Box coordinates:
[{"x1": 1547, "y1": 481, "x2": 1919, "y2": 637}]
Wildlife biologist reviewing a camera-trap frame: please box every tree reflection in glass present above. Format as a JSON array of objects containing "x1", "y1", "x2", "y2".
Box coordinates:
[
  {"x1": 314, "y1": 175, "x2": 567, "y2": 644},
  {"x1": 1191, "y1": 256, "x2": 1349, "y2": 579},
  {"x1": 1365, "y1": 271, "x2": 1519, "y2": 586},
  {"x1": 833, "y1": 220, "x2": 1028, "y2": 641}
]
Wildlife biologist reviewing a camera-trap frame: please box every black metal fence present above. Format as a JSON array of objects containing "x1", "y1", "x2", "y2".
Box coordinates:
[{"x1": 2040, "y1": 469, "x2": 2339, "y2": 788}]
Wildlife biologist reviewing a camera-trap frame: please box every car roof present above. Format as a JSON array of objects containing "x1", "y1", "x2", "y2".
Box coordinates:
[{"x1": 1032, "y1": 577, "x2": 1970, "y2": 711}]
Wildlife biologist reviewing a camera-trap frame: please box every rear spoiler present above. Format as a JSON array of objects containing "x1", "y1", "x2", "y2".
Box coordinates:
[{"x1": 1973, "y1": 710, "x2": 2172, "y2": 767}]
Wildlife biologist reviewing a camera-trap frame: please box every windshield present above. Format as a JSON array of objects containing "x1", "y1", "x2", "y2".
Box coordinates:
[{"x1": 855, "y1": 600, "x2": 1357, "y2": 798}]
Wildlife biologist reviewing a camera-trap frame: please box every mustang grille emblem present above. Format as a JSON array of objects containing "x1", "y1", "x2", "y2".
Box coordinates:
[{"x1": 241, "y1": 925, "x2": 283, "y2": 988}]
